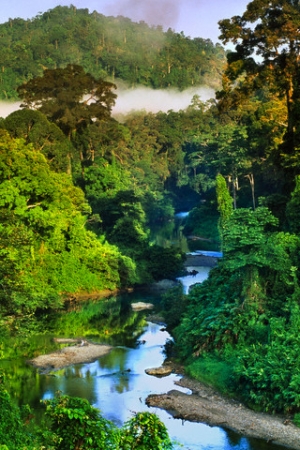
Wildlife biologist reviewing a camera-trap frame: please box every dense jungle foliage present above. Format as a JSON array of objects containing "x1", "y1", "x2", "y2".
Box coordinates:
[
  {"x1": 161, "y1": 0, "x2": 300, "y2": 419},
  {"x1": 0, "y1": 61, "x2": 191, "y2": 316},
  {"x1": 1, "y1": 0, "x2": 300, "y2": 443},
  {"x1": 0, "y1": 5, "x2": 226, "y2": 99}
]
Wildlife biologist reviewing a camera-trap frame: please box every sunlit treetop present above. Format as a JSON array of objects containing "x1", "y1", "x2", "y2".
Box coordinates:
[
  {"x1": 217, "y1": 0, "x2": 300, "y2": 158},
  {"x1": 219, "y1": 0, "x2": 300, "y2": 60}
]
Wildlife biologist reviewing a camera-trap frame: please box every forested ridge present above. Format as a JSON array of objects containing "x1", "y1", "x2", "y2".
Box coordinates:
[
  {"x1": 0, "y1": 5, "x2": 226, "y2": 99},
  {"x1": 1, "y1": 0, "x2": 300, "y2": 448}
]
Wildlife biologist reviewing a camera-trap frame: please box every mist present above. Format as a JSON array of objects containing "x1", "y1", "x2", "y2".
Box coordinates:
[
  {"x1": 0, "y1": 85, "x2": 215, "y2": 120},
  {"x1": 0, "y1": 101, "x2": 21, "y2": 118},
  {"x1": 113, "y1": 85, "x2": 215, "y2": 116},
  {"x1": 102, "y1": 0, "x2": 200, "y2": 34}
]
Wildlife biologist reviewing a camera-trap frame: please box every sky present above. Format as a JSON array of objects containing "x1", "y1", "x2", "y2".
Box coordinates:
[{"x1": 1, "y1": 0, "x2": 250, "y2": 43}]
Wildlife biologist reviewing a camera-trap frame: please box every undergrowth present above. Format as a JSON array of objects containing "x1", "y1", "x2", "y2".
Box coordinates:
[{"x1": 184, "y1": 355, "x2": 236, "y2": 397}]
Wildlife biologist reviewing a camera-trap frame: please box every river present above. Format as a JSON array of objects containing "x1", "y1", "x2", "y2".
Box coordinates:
[
  {"x1": 0, "y1": 208, "x2": 289, "y2": 449},
  {"x1": 0, "y1": 271, "x2": 287, "y2": 450},
  {"x1": 38, "y1": 317, "x2": 268, "y2": 450}
]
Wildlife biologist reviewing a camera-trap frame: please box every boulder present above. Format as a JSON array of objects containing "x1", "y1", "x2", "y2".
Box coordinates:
[{"x1": 145, "y1": 366, "x2": 173, "y2": 377}]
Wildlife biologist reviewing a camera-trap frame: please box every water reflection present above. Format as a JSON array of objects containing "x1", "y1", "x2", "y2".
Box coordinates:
[
  {"x1": 39, "y1": 321, "x2": 286, "y2": 450},
  {"x1": 0, "y1": 291, "x2": 288, "y2": 450},
  {"x1": 41, "y1": 323, "x2": 186, "y2": 427}
]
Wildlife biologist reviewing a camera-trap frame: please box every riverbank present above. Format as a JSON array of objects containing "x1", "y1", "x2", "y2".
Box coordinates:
[
  {"x1": 63, "y1": 288, "x2": 124, "y2": 302},
  {"x1": 184, "y1": 253, "x2": 218, "y2": 268},
  {"x1": 146, "y1": 369, "x2": 300, "y2": 450},
  {"x1": 161, "y1": 255, "x2": 300, "y2": 448},
  {"x1": 27, "y1": 338, "x2": 300, "y2": 449}
]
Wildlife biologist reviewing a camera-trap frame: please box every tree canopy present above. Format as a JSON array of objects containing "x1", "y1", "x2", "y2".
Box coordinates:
[
  {"x1": 0, "y1": 130, "x2": 137, "y2": 314},
  {"x1": 0, "y1": 5, "x2": 226, "y2": 99},
  {"x1": 218, "y1": 0, "x2": 300, "y2": 167},
  {"x1": 3, "y1": 0, "x2": 300, "y2": 421},
  {"x1": 17, "y1": 64, "x2": 117, "y2": 139}
]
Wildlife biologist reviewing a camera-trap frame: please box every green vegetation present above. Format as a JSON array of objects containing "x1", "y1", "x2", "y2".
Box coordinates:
[
  {"x1": 164, "y1": 0, "x2": 300, "y2": 418},
  {"x1": 0, "y1": 62, "x2": 194, "y2": 315},
  {"x1": 2, "y1": 0, "x2": 300, "y2": 441},
  {"x1": 0, "y1": 384, "x2": 174, "y2": 449},
  {"x1": 44, "y1": 394, "x2": 119, "y2": 449},
  {"x1": 183, "y1": 204, "x2": 220, "y2": 251},
  {"x1": 172, "y1": 200, "x2": 300, "y2": 413},
  {"x1": 0, "y1": 130, "x2": 137, "y2": 314},
  {"x1": 184, "y1": 356, "x2": 234, "y2": 395},
  {"x1": 0, "y1": 375, "x2": 40, "y2": 449},
  {"x1": 119, "y1": 411, "x2": 173, "y2": 449},
  {"x1": 0, "y1": 6, "x2": 226, "y2": 100}
]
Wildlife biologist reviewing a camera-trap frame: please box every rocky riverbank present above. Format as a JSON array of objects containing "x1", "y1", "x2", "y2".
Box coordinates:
[
  {"x1": 146, "y1": 370, "x2": 300, "y2": 450},
  {"x1": 26, "y1": 332, "x2": 300, "y2": 448},
  {"x1": 154, "y1": 254, "x2": 300, "y2": 448}
]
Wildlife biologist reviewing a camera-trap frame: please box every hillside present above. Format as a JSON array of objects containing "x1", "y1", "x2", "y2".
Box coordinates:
[{"x1": 0, "y1": 5, "x2": 226, "y2": 99}]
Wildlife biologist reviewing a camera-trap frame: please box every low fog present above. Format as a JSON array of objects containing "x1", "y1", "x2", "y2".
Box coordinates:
[
  {"x1": 0, "y1": 85, "x2": 215, "y2": 120},
  {"x1": 113, "y1": 85, "x2": 215, "y2": 116},
  {"x1": 0, "y1": 101, "x2": 21, "y2": 118}
]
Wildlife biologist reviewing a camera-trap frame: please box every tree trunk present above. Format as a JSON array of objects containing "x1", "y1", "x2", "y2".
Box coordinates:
[{"x1": 245, "y1": 173, "x2": 255, "y2": 210}]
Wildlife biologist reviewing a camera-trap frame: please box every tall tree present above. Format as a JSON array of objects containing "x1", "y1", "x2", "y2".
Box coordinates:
[
  {"x1": 218, "y1": 0, "x2": 300, "y2": 166},
  {"x1": 17, "y1": 64, "x2": 117, "y2": 140},
  {"x1": 216, "y1": 173, "x2": 233, "y2": 251},
  {"x1": 17, "y1": 64, "x2": 117, "y2": 174}
]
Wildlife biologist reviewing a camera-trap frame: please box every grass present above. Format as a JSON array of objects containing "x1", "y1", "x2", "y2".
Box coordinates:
[{"x1": 185, "y1": 355, "x2": 236, "y2": 397}]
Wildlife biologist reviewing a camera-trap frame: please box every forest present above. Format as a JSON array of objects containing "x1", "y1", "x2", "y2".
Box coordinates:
[
  {"x1": 1, "y1": 0, "x2": 300, "y2": 448},
  {"x1": 0, "y1": 5, "x2": 226, "y2": 99}
]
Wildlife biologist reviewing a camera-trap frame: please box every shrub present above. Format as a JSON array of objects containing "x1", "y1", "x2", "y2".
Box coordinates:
[
  {"x1": 0, "y1": 375, "x2": 38, "y2": 449},
  {"x1": 44, "y1": 393, "x2": 119, "y2": 449},
  {"x1": 120, "y1": 412, "x2": 173, "y2": 449}
]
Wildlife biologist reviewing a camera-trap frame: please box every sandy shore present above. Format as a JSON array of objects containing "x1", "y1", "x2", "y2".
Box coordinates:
[
  {"x1": 28, "y1": 341, "x2": 112, "y2": 373},
  {"x1": 146, "y1": 373, "x2": 300, "y2": 449}
]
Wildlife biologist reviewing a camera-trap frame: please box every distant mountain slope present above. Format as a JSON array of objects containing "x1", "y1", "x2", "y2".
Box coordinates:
[{"x1": 0, "y1": 5, "x2": 226, "y2": 100}]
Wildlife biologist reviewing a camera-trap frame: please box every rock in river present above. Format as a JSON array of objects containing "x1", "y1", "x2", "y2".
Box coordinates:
[{"x1": 145, "y1": 366, "x2": 173, "y2": 377}]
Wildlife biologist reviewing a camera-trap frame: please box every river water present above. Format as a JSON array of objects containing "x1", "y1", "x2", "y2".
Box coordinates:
[
  {"x1": 0, "y1": 265, "x2": 283, "y2": 450},
  {"x1": 0, "y1": 207, "x2": 288, "y2": 449},
  {"x1": 35, "y1": 293, "x2": 285, "y2": 450},
  {"x1": 0, "y1": 234, "x2": 288, "y2": 450},
  {"x1": 39, "y1": 318, "x2": 255, "y2": 450}
]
